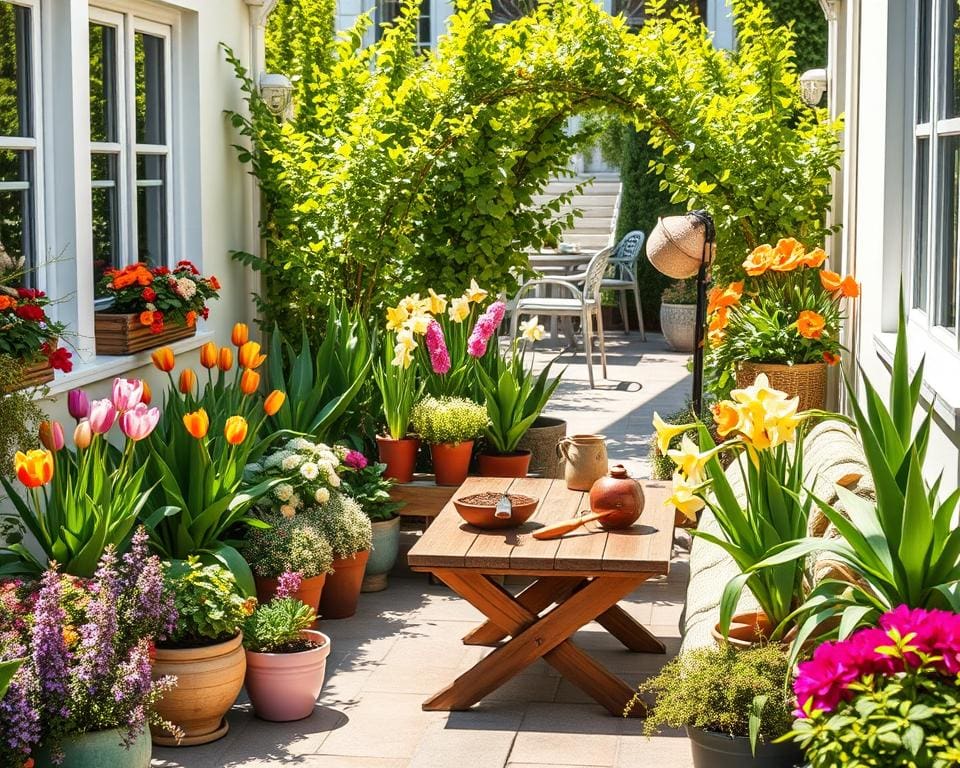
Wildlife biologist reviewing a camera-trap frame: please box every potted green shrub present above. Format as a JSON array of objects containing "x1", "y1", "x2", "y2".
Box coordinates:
[
  {"x1": 411, "y1": 395, "x2": 488, "y2": 486},
  {"x1": 151, "y1": 559, "x2": 253, "y2": 747},
  {"x1": 631, "y1": 644, "x2": 802, "y2": 767},
  {"x1": 316, "y1": 493, "x2": 374, "y2": 619},
  {"x1": 338, "y1": 448, "x2": 404, "y2": 593},
  {"x1": 242, "y1": 572, "x2": 332, "y2": 722},
  {"x1": 659, "y1": 278, "x2": 698, "y2": 352}
]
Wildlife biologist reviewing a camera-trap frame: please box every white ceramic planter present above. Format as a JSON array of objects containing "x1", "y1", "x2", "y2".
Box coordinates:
[{"x1": 660, "y1": 302, "x2": 697, "y2": 352}]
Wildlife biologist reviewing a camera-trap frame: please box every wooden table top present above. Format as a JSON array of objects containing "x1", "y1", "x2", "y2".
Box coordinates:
[{"x1": 407, "y1": 477, "x2": 674, "y2": 577}]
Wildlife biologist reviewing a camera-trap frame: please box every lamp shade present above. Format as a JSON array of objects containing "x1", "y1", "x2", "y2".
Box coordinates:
[{"x1": 646, "y1": 214, "x2": 715, "y2": 279}]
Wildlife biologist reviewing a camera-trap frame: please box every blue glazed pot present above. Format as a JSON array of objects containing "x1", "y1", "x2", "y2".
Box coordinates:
[
  {"x1": 35, "y1": 726, "x2": 151, "y2": 768},
  {"x1": 362, "y1": 516, "x2": 400, "y2": 592}
]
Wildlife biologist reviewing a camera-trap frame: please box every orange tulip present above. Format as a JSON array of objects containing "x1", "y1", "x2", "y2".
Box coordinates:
[
  {"x1": 823, "y1": 351, "x2": 841, "y2": 366},
  {"x1": 709, "y1": 307, "x2": 729, "y2": 333},
  {"x1": 218, "y1": 347, "x2": 233, "y2": 372},
  {"x1": 182, "y1": 408, "x2": 209, "y2": 439},
  {"x1": 224, "y1": 415, "x2": 248, "y2": 445},
  {"x1": 839, "y1": 275, "x2": 860, "y2": 298},
  {"x1": 151, "y1": 346, "x2": 175, "y2": 372},
  {"x1": 141, "y1": 380, "x2": 152, "y2": 405},
  {"x1": 820, "y1": 269, "x2": 843, "y2": 292},
  {"x1": 186, "y1": 310, "x2": 197, "y2": 327},
  {"x1": 200, "y1": 342, "x2": 218, "y2": 369},
  {"x1": 14, "y1": 449, "x2": 53, "y2": 488},
  {"x1": 743, "y1": 244, "x2": 775, "y2": 277},
  {"x1": 796, "y1": 310, "x2": 826, "y2": 339},
  {"x1": 179, "y1": 368, "x2": 197, "y2": 394},
  {"x1": 707, "y1": 281, "x2": 743, "y2": 314},
  {"x1": 801, "y1": 247, "x2": 828, "y2": 268},
  {"x1": 264, "y1": 389, "x2": 286, "y2": 416},
  {"x1": 240, "y1": 369, "x2": 260, "y2": 395},
  {"x1": 238, "y1": 341, "x2": 266, "y2": 370},
  {"x1": 770, "y1": 238, "x2": 806, "y2": 272},
  {"x1": 232, "y1": 323, "x2": 249, "y2": 347}
]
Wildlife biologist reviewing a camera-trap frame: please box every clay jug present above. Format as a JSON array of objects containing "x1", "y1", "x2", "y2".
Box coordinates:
[
  {"x1": 589, "y1": 465, "x2": 644, "y2": 529},
  {"x1": 558, "y1": 434, "x2": 608, "y2": 491}
]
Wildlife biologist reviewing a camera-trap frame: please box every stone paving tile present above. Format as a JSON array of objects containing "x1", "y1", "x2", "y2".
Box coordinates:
[{"x1": 317, "y1": 692, "x2": 443, "y2": 759}]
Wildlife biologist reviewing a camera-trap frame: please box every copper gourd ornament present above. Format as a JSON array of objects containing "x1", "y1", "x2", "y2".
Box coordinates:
[{"x1": 589, "y1": 465, "x2": 644, "y2": 530}]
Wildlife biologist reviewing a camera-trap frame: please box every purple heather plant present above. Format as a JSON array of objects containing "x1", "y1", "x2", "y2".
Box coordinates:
[{"x1": 275, "y1": 570, "x2": 303, "y2": 599}]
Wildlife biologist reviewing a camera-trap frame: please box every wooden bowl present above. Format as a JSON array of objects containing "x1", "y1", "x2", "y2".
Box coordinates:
[{"x1": 453, "y1": 492, "x2": 539, "y2": 530}]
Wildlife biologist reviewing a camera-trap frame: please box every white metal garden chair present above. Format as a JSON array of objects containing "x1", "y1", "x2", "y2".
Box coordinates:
[
  {"x1": 510, "y1": 246, "x2": 611, "y2": 388},
  {"x1": 601, "y1": 230, "x2": 646, "y2": 340}
]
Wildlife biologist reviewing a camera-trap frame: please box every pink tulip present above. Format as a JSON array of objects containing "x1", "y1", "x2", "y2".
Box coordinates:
[
  {"x1": 111, "y1": 378, "x2": 144, "y2": 413},
  {"x1": 88, "y1": 399, "x2": 116, "y2": 434},
  {"x1": 39, "y1": 421, "x2": 65, "y2": 452},
  {"x1": 119, "y1": 403, "x2": 160, "y2": 442},
  {"x1": 73, "y1": 420, "x2": 92, "y2": 450},
  {"x1": 67, "y1": 389, "x2": 90, "y2": 421}
]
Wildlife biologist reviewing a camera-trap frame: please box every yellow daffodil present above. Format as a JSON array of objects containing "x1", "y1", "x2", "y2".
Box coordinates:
[
  {"x1": 427, "y1": 288, "x2": 447, "y2": 315},
  {"x1": 728, "y1": 374, "x2": 801, "y2": 450},
  {"x1": 465, "y1": 279, "x2": 488, "y2": 303},
  {"x1": 520, "y1": 316, "x2": 545, "y2": 342},
  {"x1": 448, "y1": 296, "x2": 470, "y2": 323},
  {"x1": 395, "y1": 328, "x2": 417, "y2": 351},
  {"x1": 652, "y1": 411, "x2": 695, "y2": 456},
  {"x1": 391, "y1": 343, "x2": 414, "y2": 369},
  {"x1": 712, "y1": 401, "x2": 742, "y2": 436},
  {"x1": 405, "y1": 312, "x2": 431, "y2": 335},
  {"x1": 666, "y1": 472, "x2": 705, "y2": 522},
  {"x1": 386, "y1": 304, "x2": 409, "y2": 331},
  {"x1": 667, "y1": 435, "x2": 709, "y2": 484},
  {"x1": 400, "y1": 294, "x2": 421, "y2": 315}
]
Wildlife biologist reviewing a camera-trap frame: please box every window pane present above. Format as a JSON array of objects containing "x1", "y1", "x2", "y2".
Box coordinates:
[
  {"x1": 916, "y1": 0, "x2": 931, "y2": 122},
  {"x1": 936, "y1": 135, "x2": 960, "y2": 332},
  {"x1": 947, "y1": 1, "x2": 960, "y2": 118},
  {"x1": 376, "y1": 0, "x2": 430, "y2": 47},
  {"x1": 89, "y1": 22, "x2": 118, "y2": 143},
  {"x1": 613, "y1": 0, "x2": 647, "y2": 29},
  {"x1": 135, "y1": 32, "x2": 165, "y2": 144},
  {"x1": 914, "y1": 138, "x2": 930, "y2": 310},
  {"x1": 91, "y1": 152, "x2": 119, "y2": 296},
  {"x1": 490, "y1": 0, "x2": 537, "y2": 23},
  {"x1": 0, "y1": 149, "x2": 33, "y2": 281},
  {"x1": 0, "y1": 3, "x2": 32, "y2": 138},
  {"x1": 136, "y1": 154, "x2": 166, "y2": 265}
]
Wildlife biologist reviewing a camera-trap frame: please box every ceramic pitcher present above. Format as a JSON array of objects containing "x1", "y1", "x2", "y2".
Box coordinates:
[{"x1": 558, "y1": 434, "x2": 609, "y2": 491}]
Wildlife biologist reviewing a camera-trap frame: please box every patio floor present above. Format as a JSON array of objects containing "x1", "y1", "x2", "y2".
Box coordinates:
[{"x1": 152, "y1": 332, "x2": 696, "y2": 768}]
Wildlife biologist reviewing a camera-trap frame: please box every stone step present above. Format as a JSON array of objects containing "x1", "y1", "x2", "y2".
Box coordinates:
[
  {"x1": 534, "y1": 193, "x2": 619, "y2": 207},
  {"x1": 559, "y1": 233, "x2": 613, "y2": 248},
  {"x1": 544, "y1": 180, "x2": 621, "y2": 195}
]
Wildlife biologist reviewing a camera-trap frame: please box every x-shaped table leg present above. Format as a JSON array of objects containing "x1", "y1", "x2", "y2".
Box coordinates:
[{"x1": 424, "y1": 570, "x2": 659, "y2": 716}]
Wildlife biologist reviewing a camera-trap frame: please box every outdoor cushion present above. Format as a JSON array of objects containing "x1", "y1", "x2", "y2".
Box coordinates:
[{"x1": 679, "y1": 419, "x2": 874, "y2": 651}]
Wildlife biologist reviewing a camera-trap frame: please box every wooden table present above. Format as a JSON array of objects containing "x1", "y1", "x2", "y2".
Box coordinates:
[{"x1": 407, "y1": 476, "x2": 674, "y2": 717}]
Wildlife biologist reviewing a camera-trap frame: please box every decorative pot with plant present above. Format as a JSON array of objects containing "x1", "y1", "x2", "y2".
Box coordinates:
[
  {"x1": 95, "y1": 260, "x2": 220, "y2": 354},
  {"x1": 788, "y1": 606, "x2": 960, "y2": 767},
  {"x1": 242, "y1": 571, "x2": 332, "y2": 722},
  {"x1": 0, "y1": 530, "x2": 179, "y2": 768},
  {"x1": 706, "y1": 238, "x2": 859, "y2": 409},
  {"x1": 373, "y1": 322, "x2": 422, "y2": 483},
  {"x1": 411, "y1": 395, "x2": 489, "y2": 486},
  {"x1": 316, "y1": 493, "x2": 373, "y2": 619},
  {"x1": 152, "y1": 558, "x2": 254, "y2": 746},
  {"x1": 655, "y1": 374, "x2": 823, "y2": 645},
  {"x1": 338, "y1": 448, "x2": 404, "y2": 592},
  {"x1": 631, "y1": 643, "x2": 801, "y2": 768},
  {"x1": 143, "y1": 336, "x2": 285, "y2": 595},
  {"x1": 659, "y1": 278, "x2": 698, "y2": 352},
  {"x1": 474, "y1": 318, "x2": 563, "y2": 478},
  {"x1": 0, "y1": 379, "x2": 160, "y2": 578}
]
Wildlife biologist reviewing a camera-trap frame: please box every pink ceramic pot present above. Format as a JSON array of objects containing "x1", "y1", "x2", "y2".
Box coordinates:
[{"x1": 244, "y1": 630, "x2": 332, "y2": 722}]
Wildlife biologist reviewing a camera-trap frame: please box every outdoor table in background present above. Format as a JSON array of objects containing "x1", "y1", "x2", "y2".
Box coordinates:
[{"x1": 407, "y1": 476, "x2": 674, "y2": 717}]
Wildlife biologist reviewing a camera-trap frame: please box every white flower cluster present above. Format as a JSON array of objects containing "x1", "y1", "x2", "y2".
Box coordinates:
[
  {"x1": 249, "y1": 437, "x2": 343, "y2": 518},
  {"x1": 174, "y1": 276, "x2": 197, "y2": 300}
]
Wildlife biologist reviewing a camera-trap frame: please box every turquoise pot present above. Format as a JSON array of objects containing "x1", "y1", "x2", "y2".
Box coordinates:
[
  {"x1": 35, "y1": 727, "x2": 151, "y2": 768},
  {"x1": 361, "y1": 516, "x2": 400, "y2": 592}
]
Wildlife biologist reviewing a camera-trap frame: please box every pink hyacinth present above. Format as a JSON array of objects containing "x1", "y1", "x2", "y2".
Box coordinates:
[
  {"x1": 467, "y1": 300, "x2": 506, "y2": 358},
  {"x1": 425, "y1": 320, "x2": 451, "y2": 374}
]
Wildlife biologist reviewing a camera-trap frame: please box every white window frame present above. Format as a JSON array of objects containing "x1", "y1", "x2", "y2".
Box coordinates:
[
  {"x1": 89, "y1": 4, "x2": 173, "y2": 306},
  {"x1": 375, "y1": 0, "x2": 431, "y2": 52},
  {"x1": 0, "y1": 0, "x2": 45, "y2": 289}
]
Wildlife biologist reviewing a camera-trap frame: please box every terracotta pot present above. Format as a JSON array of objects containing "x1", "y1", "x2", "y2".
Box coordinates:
[
  {"x1": 686, "y1": 726, "x2": 804, "y2": 768},
  {"x1": 736, "y1": 360, "x2": 827, "y2": 412},
  {"x1": 558, "y1": 434, "x2": 608, "y2": 491},
  {"x1": 318, "y1": 551, "x2": 370, "y2": 619},
  {"x1": 34, "y1": 726, "x2": 151, "y2": 768},
  {"x1": 255, "y1": 573, "x2": 327, "y2": 614},
  {"x1": 589, "y1": 464, "x2": 644, "y2": 529},
  {"x1": 377, "y1": 435, "x2": 420, "y2": 483},
  {"x1": 711, "y1": 609, "x2": 774, "y2": 649},
  {"x1": 94, "y1": 311, "x2": 195, "y2": 355},
  {"x1": 476, "y1": 450, "x2": 532, "y2": 478},
  {"x1": 430, "y1": 441, "x2": 474, "y2": 486},
  {"x1": 362, "y1": 516, "x2": 401, "y2": 593},
  {"x1": 516, "y1": 416, "x2": 566, "y2": 478},
  {"x1": 150, "y1": 633, "x2": 246, "y2": 746},
  {"x1": 244, "y1": 629, "x2": 332, "y2": 722}
]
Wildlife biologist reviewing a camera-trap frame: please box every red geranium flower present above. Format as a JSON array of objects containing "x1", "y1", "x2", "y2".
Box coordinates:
[
  {"x1": 16, "y1": 287, "x2": 45, "y2": 300},
  {"x1": 15, "y1": 304, "x2": 45, "y2": 322},
  {"x1": 142, "y1": 287, "x2": 157, "y2": 302},
  {"x1": 177, "y1": 260, "x2": 200, "y2": 275},
  {"x1": 150, "y1": 311, "x2": 165, "y2": 334},
  {"x1": 154, "y1": 266, "x2": 170, "y2": 276},
  {"x1": 47, "y1": 346, "x2": 73, "y2": 373}
]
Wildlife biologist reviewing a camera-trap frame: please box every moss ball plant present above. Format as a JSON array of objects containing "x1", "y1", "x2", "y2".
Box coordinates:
[
  {"x1": 242, "y1": 513, "x2": 335, "y2": 580},
  {"x1": 411, "y1": 395, "x2": 488, "y2": 446}
]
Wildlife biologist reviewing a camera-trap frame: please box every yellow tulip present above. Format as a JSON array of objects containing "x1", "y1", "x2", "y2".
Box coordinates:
[
  {"x1": 14, "y1": 449, "x2": 54, "y2": 488},
  {"x1": 652, "y1": 411, "x2": 695, "y2": 456},
  {"x1": 465, "y1": 279, "x2": 488, "y2": 303},
  {"x1": 224, "y1": 415, "x2": 249, "y2": 446},
  {"x1": 666, "y1": 435, "x2": 709, "y2": 484},
  {"x1": 666, "y1": 472, "x2": 705, "y2": 522},
  {"x1": 448, "y1": 296, "x2": 470, "y2": 323},
  {"x1": 386, "y1": 305, "x2": 409, "y2": 332}
]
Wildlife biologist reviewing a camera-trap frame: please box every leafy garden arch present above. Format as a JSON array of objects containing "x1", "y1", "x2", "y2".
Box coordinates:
[{"x1": 226, "y1": 0, "x2": 841, "y2": 333}]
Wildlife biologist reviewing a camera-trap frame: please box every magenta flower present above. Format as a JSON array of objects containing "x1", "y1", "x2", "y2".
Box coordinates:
[
  {"x1": 88, "y1": 399, "x2": 117, "y2": 434},
  {"x1": 344, "y1": 450, "x2": 368, "y2": 470},
  {"x1": 119, "y1": 403, "x2": 160, "y2": 442},
  {"x1": 425, "y1": 320, "x2": 451, "y2": 374},
  {"x1": 67, "y1": 388, "x2": 90, "y2": 421},
  {"x1": 467, "y1": 300, "x2": 506, "y2": 358},
  {"x1": 276, "y1": 571, "x2": 303, "y2": 600},
  {"x1": 111, "y1": 378, "x2": 143, "y2": 413}
]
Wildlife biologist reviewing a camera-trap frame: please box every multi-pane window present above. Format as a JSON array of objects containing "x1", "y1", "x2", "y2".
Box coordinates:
[
  {"x1": 376, "y1": 0, "x2": 430, "y2": 53},
  {"x1": 0, "y1": 0, "x2": 40, "y2": 285},
  {"x1": 912, "y1": 0, "x2": 960, "y2": 336},
  {"x1": 89, "y1": 9, "x2": 171, "y2": 298},
  {"x1": 489, "y1": 0, "x2": 537, "y2": 24}
]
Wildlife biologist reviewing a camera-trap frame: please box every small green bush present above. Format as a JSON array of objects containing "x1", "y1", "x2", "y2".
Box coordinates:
[
  {"x1": 661, "y1": 278, "x2": 698, "y2": 305},
  {"x1": 243, "y1": 595, "x2": 317, "y2": 653},
  {"x1": 317, "y1": 493, "x2": 373, "y2": 560},
  {"x1": 242, "y1": 513, "x2": 335, "y2": 580},
  {"x1": 164, "y1": 559, "x2": 252, "y2": 646},
  {"x1": 412, "y1": 396, "x2": 489, "y2": 446}
]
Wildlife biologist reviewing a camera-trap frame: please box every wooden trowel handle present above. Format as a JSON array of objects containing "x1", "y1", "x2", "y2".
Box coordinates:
[{"x1": 532, "y1": 510, "x2": 612, "y2": 540}]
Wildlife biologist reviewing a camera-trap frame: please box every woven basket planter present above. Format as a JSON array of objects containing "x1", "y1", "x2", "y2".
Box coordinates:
[
  {"x1": 5, "y1": 358, "x2": 54, "y2": 392},
  {"x1": 95, "y1": 312, "x2": 195, "y2": 355},
  {"x1": 736, "y1": 360, "x2": 827, "y2": 412}
]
